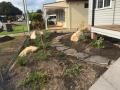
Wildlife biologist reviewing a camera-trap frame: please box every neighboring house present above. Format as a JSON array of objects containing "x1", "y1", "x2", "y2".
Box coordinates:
[
  {"x1": 89, "y1": 0, "x2": 120, "y2": 39},
  {"x1": 43, "y1": 0, "x2": 88, "y2": 30}
]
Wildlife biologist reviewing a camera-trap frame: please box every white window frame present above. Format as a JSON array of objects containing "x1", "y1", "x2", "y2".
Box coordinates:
[{"x1": 96, "y1": 0, "x2": 112, "y2": 10}]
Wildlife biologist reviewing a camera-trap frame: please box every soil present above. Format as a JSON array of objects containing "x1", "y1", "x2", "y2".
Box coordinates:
[
  {"x1": 6, "y1": 33, "x2": 107, "y2": 90},
  {"x1": 60, "y1": 34, "x2": 120, "y2": 60},
  {"x1": 0, "y1": 36, "x2": 14, "y2": 43},
  {"x1": 0, "y1": 36, "x2": 26, "y2": 90}
]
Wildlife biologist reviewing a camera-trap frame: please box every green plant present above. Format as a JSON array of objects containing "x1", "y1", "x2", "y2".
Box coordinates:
[
  {"x1": 91, "y1": 37, "x2": 105, "y2": 48},
  {"x1": 64, "y1": 64, "x2": 82, "y2": 76},
  {"x1": 79, "y1": 29, "x2": 88, "y2": 41},
  {"x1": 16, "y1": 56, "x2": 27, "y2": 66},
  {"x1": 43, "y1": 30, "x2": 52, "y2": 40},
  {"x1": 24, "y1": 38, "x2": 30, "y2": 48},
  {"x1": 35, "y1": 50, "x2": 48, "y2": 61},
  {"x1": 34, "y1": 32, "x2": 51, "y2": 49},
  {"x1": 57, "y1": 51, "x2": 65, "y2": 58},
  {"x1": 79, "y1": 34, "x2": 87, "y2": 41},
  {"x1": 34, "y1": 36, "x2": 43, "y2": 49},
  {"x1": 21, "y1": 71, "x2": 48, "y2": 90}
]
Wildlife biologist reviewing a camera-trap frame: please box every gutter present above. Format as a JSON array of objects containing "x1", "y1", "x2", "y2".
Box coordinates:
[{"x1": 92, "y1": 0, "x2": 96, "y2": 26}]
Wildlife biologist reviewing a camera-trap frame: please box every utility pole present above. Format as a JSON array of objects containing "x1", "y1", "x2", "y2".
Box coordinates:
[{"x1": 23, "y1": 0, "x2": 30, "y2": 33}]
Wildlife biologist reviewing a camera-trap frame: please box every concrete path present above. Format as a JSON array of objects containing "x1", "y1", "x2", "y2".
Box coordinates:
[{"x1": 89, "y1": 57, "x2": 120, "y2": 90}]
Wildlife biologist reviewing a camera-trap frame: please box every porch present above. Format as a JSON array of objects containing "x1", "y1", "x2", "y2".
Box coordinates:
[
  {"x1": 91, "y1": 25, "x2": 120, "y2": 39},
  {"x1": 43, "y1": 1, "x2": 69, "y2": 30}
]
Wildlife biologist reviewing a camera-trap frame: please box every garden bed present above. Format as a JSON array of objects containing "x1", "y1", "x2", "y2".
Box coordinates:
[
  {"x1": 60, "y1": 34, "x2": 120, "y2": 60},
  {"x1": 7, "y1": 32, "x2": 107, "y2": 90}
]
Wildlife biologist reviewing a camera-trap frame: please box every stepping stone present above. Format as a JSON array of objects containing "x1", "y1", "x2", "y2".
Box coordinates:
[
  {"x1": 51, "y1": 43, "x2": 64, "y2": 47},
  {"x1": 55, "y1": 36, "x2": 64, "y2": 40},
  {"x1": 64, "y1": 49, "x2": 77, "y2": 56},
  {"x1": 56, "y1": 46, "x2": 69, "y2": 51},
  {"x1": 75, "y1": 52, "x2": 89, "y2": 59},
  {"x1": 84, "y1": 56, "x2": 110, "y2": 65}
]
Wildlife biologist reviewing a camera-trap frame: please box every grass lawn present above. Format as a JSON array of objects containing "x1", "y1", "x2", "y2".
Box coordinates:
[{"x1": 0, "y1": 24, "x2": 28, "y2": 35}]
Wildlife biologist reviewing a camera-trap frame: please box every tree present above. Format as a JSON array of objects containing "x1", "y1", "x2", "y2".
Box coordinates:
[
  {"x1": 36, "y1": 9, "x2": 43, "y2": 14},
  {"x1": 0, "y1": 2, "x2": 22, "y2": 16},
  {"x1": 29, "y1": 12, "x2": 45, "y2": 30}
]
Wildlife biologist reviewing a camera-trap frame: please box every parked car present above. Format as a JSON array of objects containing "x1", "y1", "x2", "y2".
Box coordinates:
[
  {"x1": 48, "y1": 15, "x2": 56, "y2": 25},
  {"x1": 17, "y1": 18, "x2": 23, "y2": 22},
  {"x1": 0, "y1": 21, "x2": 3, "y2": 32}
]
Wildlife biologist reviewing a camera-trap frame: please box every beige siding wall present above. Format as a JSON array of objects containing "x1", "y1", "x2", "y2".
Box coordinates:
[
  {"x1": 88, "y1": 0, "x2": 120, "y2": 25},
  {"x1": 69, "y1": 1, "x2": 88, "y2": 28},
  {"x1": 114, "y1": 0, "x2": 120, "y2": 24}
]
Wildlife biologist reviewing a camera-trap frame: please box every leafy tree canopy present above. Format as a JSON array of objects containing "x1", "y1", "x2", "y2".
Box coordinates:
[
  {"x1": 36, "y1": 9, "x2": 43, "y2": 14},
  {"x1": 0, "y1": 2, "x2": 22, "y2": 16}
]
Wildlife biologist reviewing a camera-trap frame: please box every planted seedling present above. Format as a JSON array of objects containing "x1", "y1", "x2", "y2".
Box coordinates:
[{"x1": 64, "y1": 64, "x2": 82, "y2": 76}]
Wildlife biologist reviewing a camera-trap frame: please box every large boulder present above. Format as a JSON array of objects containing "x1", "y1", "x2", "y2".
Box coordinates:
[
  {"x1": 70, "y1": 30, "x2": 81, "y2": 42},
  {"x1": 30, "y1": 31, "x2": 36, "y2": 40},
  {"x1": 19, "y1": 46, "x2": 38, "y2": 57}
]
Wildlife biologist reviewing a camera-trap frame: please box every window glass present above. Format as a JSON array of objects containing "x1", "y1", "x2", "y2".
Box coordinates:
[
  {"x1": 98, "y1": 0, "x2": 103, "y2": 8},
  {"x1": 84, "y1": 3, "x2": 88, "y2": 8},
  {"x1": 104, "y1": 0, "x2": 111, "y2": 7}
]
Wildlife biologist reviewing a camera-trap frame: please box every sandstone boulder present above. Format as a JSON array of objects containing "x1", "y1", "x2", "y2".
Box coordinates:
[
  {"x1": 70, "y1": 30, "x2": 81, "y2": 42},
  {"x1": 19, "y1": 46, "x2": 38, "y2": 57},
  {"x1": 30, "y1": 31, "x2": 36, "y2": 40}
]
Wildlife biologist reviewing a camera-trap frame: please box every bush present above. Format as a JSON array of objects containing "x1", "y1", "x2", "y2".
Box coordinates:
[
  {"x1": 16, "y1": 56, "x2": 27, "y2": 66},
  {"x1": 64, "y1": 64, "x2": 82, "y2": 76},
  {"x1": 29, "y1": 12, "x2": 45, "y2": 29},
  {"x1": 20, "y1": 71, "x2": 48, "y2": 90},
  {"x1": 35, "y1": 50, "x2": 48, "y2": 61},
  {"x1": 91, "y1": 37, "x2": 105, "y2": 48}
]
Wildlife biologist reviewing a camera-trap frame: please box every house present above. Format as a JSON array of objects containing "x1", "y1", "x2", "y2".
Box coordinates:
[
  {"x1": 43, "y1": 0, "x2": 88, "y2": 30},
  {"x1": 88, "y1": 0, "x2": 120, "y2": 39}
]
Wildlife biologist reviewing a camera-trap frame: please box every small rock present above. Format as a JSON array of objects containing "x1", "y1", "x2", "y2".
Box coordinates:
[
  {"x1": 51, "y1": 43, "x2": 64, "y2": 47},
  {"x1": 64, "y1": 49, "x2": 77, "y2": 56},
  {"x1": 85, "y1": 56, "x2": 110, "y2": 65}
]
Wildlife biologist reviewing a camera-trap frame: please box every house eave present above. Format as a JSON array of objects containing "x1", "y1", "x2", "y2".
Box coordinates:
[{"x1": 66, "y1": 0, "x2": 88, "y2": 2}]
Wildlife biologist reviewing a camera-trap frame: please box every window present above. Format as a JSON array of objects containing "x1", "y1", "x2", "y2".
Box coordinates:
[
  {"x1": 84, "y1": 3, "x2": 88, "y2": 8},
  {"x1": 98, "y1": 0, "x2": 103, "y2": 8},
  {"x1": 104, "y1": 0, "x2": 111, "y2": 7},
  {"x1": 97, "y1": 0, "x2": 111, "y2": 9}
]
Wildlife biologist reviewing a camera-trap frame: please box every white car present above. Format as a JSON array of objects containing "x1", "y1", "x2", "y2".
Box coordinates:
[
  {"x1": 17, "y1": 18, "x2": 23, "y2": 22},
  {"x1": 48, "y1": 15, "x2": 57, "y2": 24},
  {"x1": 0, "y1": 21, "x2": 3, "y2": 29}
]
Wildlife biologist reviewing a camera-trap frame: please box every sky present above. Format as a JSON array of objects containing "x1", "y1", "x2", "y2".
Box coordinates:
[{"x1": 0, "y1": 0, "x2": 55, "y2": 12}]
